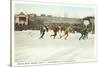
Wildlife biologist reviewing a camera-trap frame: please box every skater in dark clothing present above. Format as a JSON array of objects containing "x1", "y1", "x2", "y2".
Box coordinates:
[
  {"x1": 39, "y1": 25, "x2": 48, "y2": 39},
  {"x1": 73, "y1": 27, "x2": 89, "y2": 40},
  {"x1": 78, "y1": 28, "x2": 89, "y2": 40}
]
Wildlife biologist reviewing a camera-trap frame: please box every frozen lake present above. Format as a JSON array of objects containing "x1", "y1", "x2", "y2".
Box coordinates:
[{"x1": 14, "y1": 30, "x2": 96, "y2": 65}]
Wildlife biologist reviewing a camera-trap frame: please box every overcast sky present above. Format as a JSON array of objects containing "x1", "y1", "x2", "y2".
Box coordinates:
[{"x1": 14, "y1": 2, "x2": 95, "y2": 18}]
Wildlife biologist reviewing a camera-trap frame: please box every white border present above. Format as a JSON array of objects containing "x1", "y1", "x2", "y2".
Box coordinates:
[
  {"x1": 14, "y1": 0, "x2": 96, "y2": 8},
  {"x1": 11, "y1": 0, "x2": 97, "y2": 67}
]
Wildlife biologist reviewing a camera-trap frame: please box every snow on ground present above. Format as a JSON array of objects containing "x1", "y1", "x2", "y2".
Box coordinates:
[{"x1": 14, "y1": 30, "x2": 96, "y2": 65}]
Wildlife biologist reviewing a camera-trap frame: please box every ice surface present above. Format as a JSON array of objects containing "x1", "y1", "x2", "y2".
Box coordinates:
[{"x1": 14, "y1": 30, "x2": 96, "y2": 65}]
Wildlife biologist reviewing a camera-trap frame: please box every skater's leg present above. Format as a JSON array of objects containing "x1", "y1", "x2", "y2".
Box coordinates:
[
  {"x1": 84, "y1": 33, "x2": 88, "y2": 39},
  {"x1": 50, "y1": 31, "x2": 57, "y2": 39},
  {"x1": 50, "y1": 34, "x2": 54, "y2": 37},
  {"x1": 39, "y1": 30, "x2": 45, "y2": 39},
  {"x1": 82, "y1": 35, "x2": 85, "y2": 40},
  {"x1": 39, "y1": 33, "x2": 44, "y2": 39},
  {"x1": 79, "y1": 34, "x2": 83, "y2": 40},
  {"x1": 60, "y1": 33, "x2": 66, "y2": 39},
  {"x1": 65, "y1": 33, "x2": 68, "y2": 40},
  {"x1": 60, "y1": 31, "x2": 68, "y2": 39},
  {"x1": 53, "y1": 32, "x2": 57, "y2": 39}
]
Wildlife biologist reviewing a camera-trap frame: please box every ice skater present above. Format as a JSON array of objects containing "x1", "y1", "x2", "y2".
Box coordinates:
[
  {"x1": 73, "y1": 26, "x2": 89, "y2": 40},
  {"x1": 79, "y1": 27, "x2": 89, "y2": 40},
  {"x1": 60, "y1": 26, "x2": 73, "y2": 40},
  {"x1": 39, "y1": 25, "x2": 48, "y2": 39},
  {"x1": 50, "y1": 25, "x2": 60, "y2": 39}
]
